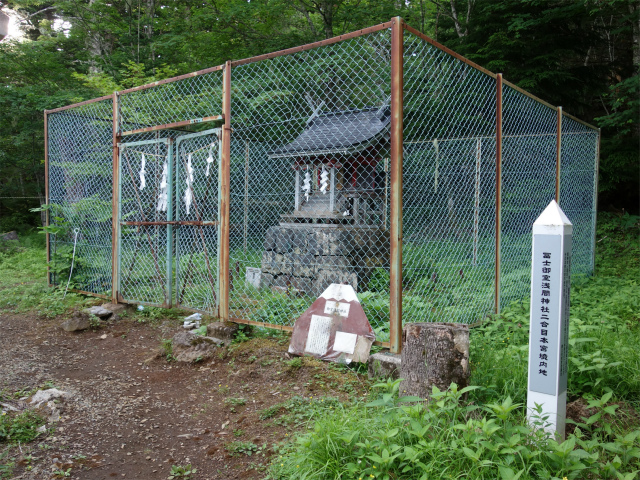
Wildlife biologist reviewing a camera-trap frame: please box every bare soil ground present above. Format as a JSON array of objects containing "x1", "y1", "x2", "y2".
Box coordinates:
[{"x1": 0, "y1": 311, "x2": 372, "y2": 479}]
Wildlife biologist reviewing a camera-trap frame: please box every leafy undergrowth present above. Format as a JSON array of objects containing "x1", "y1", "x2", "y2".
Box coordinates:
[
  {"x1": 0, "y1": 234, "x2": 91, "y2": 317},
  {"x1": 269, "y1": 380, "x2": 640, "y2": 480},
  {"x1": 268, "y1": 213, "x2": 640, "y2": 480}
]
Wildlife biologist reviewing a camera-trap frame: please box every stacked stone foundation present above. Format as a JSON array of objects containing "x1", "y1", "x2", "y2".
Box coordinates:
[{"x1": 261, "y1": 225, "x2": 389, "y2": 297}]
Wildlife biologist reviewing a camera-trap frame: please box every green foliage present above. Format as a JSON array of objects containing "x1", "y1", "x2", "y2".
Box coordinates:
[
  {"x1": 0, "y1": 410, "x2": 45, "y2": 444},
  {"x1": 224, "y1": 397, "x2": 247, "y2": 407},
  {"x1": 366, "y1": 267, "x2": 390, "y2": 293},
  {"x1": 268, "y1": 383, "x2": 640, "y2": 480},
  {"x1": 0, "y1": 450, "x2": 15, "y2": 479},
  {"x1": 225, "y1": 441, "x2": 258, "y2": 456},
  {"x1": 160, "y1": 339, "x2": 175, "y2": 362},
  {"x1": 168, "y1": 464, "x2": 196, "y2": 479},
  {"x1": 286, "y1": 358, "x2": 302, "y2": 370}
]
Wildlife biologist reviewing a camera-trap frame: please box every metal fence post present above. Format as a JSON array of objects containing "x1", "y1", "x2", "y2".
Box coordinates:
[
  {"x1": 389, "y1": 16, "x2": 404, "y2": 354},
  {"x1": 592, "y1": 128, "x2": 601, "y2": 273},
  {"x1": 111, "y1": 92, "x2": 121, "y2": 303},
  {"x1": 44, "y1": 110, "x2": 51, "y2": 286},
  {"x1": 219, "y1": 61, "x2": 232, "y2": 322},
  {"x1": 494, "y1": 73, "x2": 503, "y2": 314},
  {"x1": 555, "y1": 106, "x2": 562, "y2": 202},
  {"x1": 166, "y1": 138, "x2": 174, "y2": 308}
]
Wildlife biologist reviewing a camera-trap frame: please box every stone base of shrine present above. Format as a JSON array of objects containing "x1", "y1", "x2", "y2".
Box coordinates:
[{"x1": 260, "y1": 224, "x2": 389, "y2": 297}]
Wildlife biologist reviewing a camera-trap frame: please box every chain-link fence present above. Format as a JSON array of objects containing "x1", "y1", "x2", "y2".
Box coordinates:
[{"x1": 45, "y1": 18, "x2": 599, "y2": 351}]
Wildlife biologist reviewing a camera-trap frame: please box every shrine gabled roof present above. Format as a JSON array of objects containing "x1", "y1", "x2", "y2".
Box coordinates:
[{"x1": 268, "y1": 106, "x2": 391, "y2": 159}]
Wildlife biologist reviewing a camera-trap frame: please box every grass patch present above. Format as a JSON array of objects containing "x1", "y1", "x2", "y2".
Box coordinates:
[{"x1": 0, "y1": 410, "x2": 45, "y2": 444}]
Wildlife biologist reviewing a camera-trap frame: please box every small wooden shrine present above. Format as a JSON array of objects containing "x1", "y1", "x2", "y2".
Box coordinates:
[{"x1": 260, "y1": 106, "x2": 391, "y2": 295}]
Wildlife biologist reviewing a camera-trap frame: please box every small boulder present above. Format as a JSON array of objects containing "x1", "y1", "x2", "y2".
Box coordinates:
[
  {"x1": 85, "y1": 306, "x2": 113, "y2": 319},
  {"x1": 1, "y1": 231, "x2": 18, "y2": 241},
  {"x1": 100, "y1": 303, "x2": 127, "y2": 315},
  {"x1": 172, "y1": 331, "x2": 223, "y2": 363},
  {"x1": 61, "y1": 312, "x2": 91, "y2": 332},
  {"x1": 30, "y1": 388, "x2": 71, "y2": 407},
  {"x1": 207, "y1": 322, "x2": 242, "y2": 343}
]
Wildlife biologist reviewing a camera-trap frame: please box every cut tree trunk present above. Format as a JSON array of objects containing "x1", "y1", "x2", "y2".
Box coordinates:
[{"x1": 399, "y1": 323, "x2": 470, "y2": 400}]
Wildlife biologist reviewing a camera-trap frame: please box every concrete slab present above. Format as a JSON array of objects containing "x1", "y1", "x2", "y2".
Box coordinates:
[{"x1": 368, "y1": 352, "x2": 401, "y2": 380}]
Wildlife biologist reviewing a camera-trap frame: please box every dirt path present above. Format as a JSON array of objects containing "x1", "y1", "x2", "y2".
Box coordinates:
[{"x1": 0, "y1": 312, "x2": 370, "y2": 479}]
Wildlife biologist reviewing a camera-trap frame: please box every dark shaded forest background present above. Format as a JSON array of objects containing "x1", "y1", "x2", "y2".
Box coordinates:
[{"x1": 0, "y1": 0, "x2": 637, "y2": 232}]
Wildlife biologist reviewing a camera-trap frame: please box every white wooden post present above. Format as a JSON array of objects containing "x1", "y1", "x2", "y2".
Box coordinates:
[
  {"x1": 295, "y1": 169, "x2": 301, "y2": 211},
  {"x1": 527, "y1": 200, "x2": 572, "y2": 439}
]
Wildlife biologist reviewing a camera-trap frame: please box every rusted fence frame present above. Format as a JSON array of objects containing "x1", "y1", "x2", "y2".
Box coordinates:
[
  {"x1": 218, "y1": 61, "x2": 232, "y2": 322},
  {"x1": 389, "y1": 16, "x2": 404, "y2": 354},
  {"x1": 495, "y1": 74, "x2": 503, "y2": 314},
  {"x1": 111, "y1": 92, "x2": 121, "y2": 302},
  {"x1": 44, "y1": 111, "x2": 51, "y2": 286}
]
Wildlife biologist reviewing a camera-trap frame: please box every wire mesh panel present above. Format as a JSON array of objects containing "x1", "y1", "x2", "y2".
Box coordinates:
[
  {"x1": 175, "y1": 129, "x2": 221, "y2": 313},
  {"x1": 559, "y1": 116, "x2": 598, "y2": 277},
  {"x1": 402, "y1": 30, "x2": 497, "y2": 326},
  {"x1": 47, "y1": 99, "x2": 114, "y2": 295},
  {"x1": 229, "y1": 29, "x2": 393, "y2": 333},
  {"x1": 118, "y1": 138, "x2": 172, "y2": 306},
  {"x1": 119, "y1": 69, "x2": 223, "y2": 133},
  {"x1": 501, "y1": 87, "x2": 558, "y2": 308}
]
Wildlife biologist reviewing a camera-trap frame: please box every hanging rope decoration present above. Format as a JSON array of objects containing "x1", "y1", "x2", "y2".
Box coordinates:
[
  {"x1": 184, "y1": 153, "x2": 194, "y2": 215},
  {"x1": 139, "y1": 153, "x2": 146, "y2": 190},
  {"x1": 157, "y1": 161, "x2": 168, "y2": 212},
  {"x1": 433, "y1": 139, "x2": 439, "y2": 193},
  {"x1": 63, "y1": 228, "x2": 80, "y2": 299},
  {"x1": 205, "y1": 143, "x2": 217, "y2": 177},
  {"x1": 320, "y1": 165, "x2": 329, "y2": 194},
  {"x1": 302, "y1": 166, "x2": 312, "y2": 201}
]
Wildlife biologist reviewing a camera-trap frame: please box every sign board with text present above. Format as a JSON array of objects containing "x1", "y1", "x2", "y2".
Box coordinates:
[{"x1": 288, "y1": 284, "x2": 375, "y2": 364}]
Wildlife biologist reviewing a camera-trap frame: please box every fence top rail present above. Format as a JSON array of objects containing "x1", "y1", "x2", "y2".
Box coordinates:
[
  {"x1": 44, "y1": 17, "x2": 596, "y2": 131},
  {"x1": 562, "y1": 110, "x2": 599, "y2": 132},
  {"x1": 117, "y1": 64, "x2": 225, "y2": 95},
  {"x1": 230, "y1": 21, "x2": 394, "y2": 67},
  {"x1": 403, "y1": 23, "x2": 497, "y2": 80},
  {"x1": 45, "y1": 94, "x2": 113, "y2": 114}
]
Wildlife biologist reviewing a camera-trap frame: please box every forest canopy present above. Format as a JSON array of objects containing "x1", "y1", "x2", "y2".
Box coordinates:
[{"x1": 0, "y1": 0, "x2": 637, "y2": 231}]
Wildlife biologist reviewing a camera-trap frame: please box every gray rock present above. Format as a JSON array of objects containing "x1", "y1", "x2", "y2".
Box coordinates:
[
  {"x1": 172, "y1": 331, "x2": 222, "y2": 362},
  {"x1": 368, "y1": 352, "x2": 401, "y2": 380},
  {"x1": 100, "y1": 303, "x2": 127, "y2": 315},
  {"x1": 61, "y1": 312, "x2": 91, "y2": 332},
  {"x1": 85, "y1": 306, "x2": 113, "y2": 319},
  {"x1": 30, "y1": 388, "x2": 71, "y2": 407},
  {"x1": 206, "y1": 322, "x2": 238, "y2": 343},
  {"x1": 1, "y1": 231, "x2": 18, "y2": 241}
]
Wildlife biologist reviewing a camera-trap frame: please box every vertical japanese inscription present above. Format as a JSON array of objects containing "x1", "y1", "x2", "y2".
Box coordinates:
[{"x1": 529, "y1": 235, "x2": 561, "y2": 395}]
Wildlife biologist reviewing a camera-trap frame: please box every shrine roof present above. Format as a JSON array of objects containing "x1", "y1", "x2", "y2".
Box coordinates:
[{"x1": 268, "y1": 106, "x2": 391, "y2": 158}]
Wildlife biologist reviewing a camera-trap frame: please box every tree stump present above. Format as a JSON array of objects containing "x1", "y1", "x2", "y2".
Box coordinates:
[{"x1": 399, "y1": 323, "x2": 470, "y2": 400}]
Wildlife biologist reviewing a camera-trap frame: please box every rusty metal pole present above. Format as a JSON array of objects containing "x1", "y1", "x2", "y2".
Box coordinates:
[
  {"x1": 389, "y1": 16, "x2": 404, "y2": 354},
  {"x1": 592, "y1": 128, "x2": 601, "y2": 273},
  {"x1": 555, "y1": 106, "x2": 562, "y2": 202},
  {"x1": 111, "y1": 92, "x2": 121, "y2": 303},
  {"x1": 494, "y1": 73, "x2": 503, "y2": 314},
  {"x1": 219, "y1": 61, "x2": 232, "y2": 322},
  {"x1": 44, "y1": 111, "x2": 51, "y2": 286}
]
